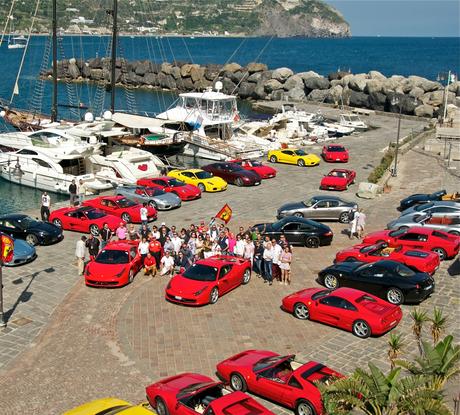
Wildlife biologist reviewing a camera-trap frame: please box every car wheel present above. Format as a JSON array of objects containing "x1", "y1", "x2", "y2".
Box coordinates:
[
  {"x1": 339, "y1": 212, "x2": 350, "y2": 223},
  {"x1": 89, "y1": 224, "x2": 100, "y2": 236},
  {"x1": 386, "y1": 287, "x2": 404, "y2": 305},
  {"x1": 148, "y1": 200, "x2": 157, "y2": 208},
  {"x1": 432, "y1": 247, "x2": 447, "y2": 261},
  {"x1": 270, "y1": 155, "x2": 277, "y2": 163},
  {"x1": 235, "y1": 177, "x2": 244, "y2": 187},
  {"x1": 156, "y1": 397, "x2": 169, "y2": 415},
  {"x1": 128, "y1": 270, "x2": 134, "y2": 284},
  {"x1": 295, "y1": 399, "x2": 316, "y2": 415},
  {"x1": 198, "y1": 183, "x2": 206, "y2": 192},
  {"x1": 209, "y1": 287, "x2": 219, "y2": 304},
  {"x1": 242, "y1": 268, "x2": 251, "y2": 285},
  {"x1": 52, "y1": 218, "x2": 62, "y2": 228},
  {"x1": 352, "y1": 320, "x2": 371, "y2": 339},
  {"x1": 305, "y1": 236, "x2": 320, "y2": 248},
  {"x1": 121, "y1": 212, "x2": 131, "y2": 223},
  {"x1": 324, "y1": 274, "x2": 339, "y2": 289},
  {"x1": 297, "y1": 159, "x2": 305, "y2": 167},
  {"x1": 294, "y1": 303, "x2": 310, "y2": 320},
  {"x1": 230, "y1": 373, "x2": 247, "y2": 392},
  {"x1": 25, "y1": 234, "x2": 39, "y2": 246},
  {"x1": 294, "y1": 212, "x2": 304, "y2": 218}
]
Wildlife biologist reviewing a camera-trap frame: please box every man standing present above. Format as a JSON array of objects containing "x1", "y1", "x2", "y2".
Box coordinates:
[
  {"x1": 100, "y1": 223, "x2": 112, "y2": 250},
  {"x1": 69, "y1": 179, "x2": 77, "y2": 206},
  {"x1": 262, "y1": 241, "x2": 274, "y2": 286},
  {"x1": 271, "y1": 239, "x2": 282, "y2": 283},
  {"x1": 217, "y1": 231, "x2": 229, "y2": 254},
  {"x1": 78, "y1": 179, "x2": 87, "y2": 204},
  {"x1": 40, "y1": 191, "x2": 51, "y2": 222},
  {"x1": 148, "y1": 235, "x2": 162, "y2": 268},
  {"x1": 357, "y1": 208, "x2": 366, "y2": 239},
  {"x1": 140, "y1": 202, "x2": 148, "y2": 227},
  {"x1": 116, "y1": 222, "x2": 127, "y2": 240},
  {"x1": 85, "y1": 234, "x2": 100, "y2": 261},
  {"x1": 75, "y1": 236, "x2": 87, "y2": 276}
]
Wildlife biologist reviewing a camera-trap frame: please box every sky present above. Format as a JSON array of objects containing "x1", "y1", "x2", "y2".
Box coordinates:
[{"x1": 327, "y1": 0, "x2": 460, "y2": 37}]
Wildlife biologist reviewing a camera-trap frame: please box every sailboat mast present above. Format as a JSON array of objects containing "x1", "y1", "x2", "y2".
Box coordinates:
[
  {"x1": 110, "y1": 0, "x2": 118, "y2": 113},
  {"x1": 51, "y1": 0, "x2": 57, "y2": 122}
]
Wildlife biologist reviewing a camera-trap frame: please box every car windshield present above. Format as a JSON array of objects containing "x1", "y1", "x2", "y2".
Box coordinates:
[
  {"x1": 356, "y1": 294, "x2": 377, "y2": 303},
  {"x1": 182, "y1": 264, "x2": 218, "y2": 281},
  {"x1": 177, "y1": 382, "x2": 215, "y2": 399},
  {"x1": 302, "y1": 198, "x2": 317, "y2": 207},
  {"x1": 86, "y1": 209, "x2": 106, "y2": 220},
  {"x1": 360, "y1": 245, "x2": 378, "y2": 253},
  {"x1": 16, "y1": 216, "x2": 39, "y2": 228},
  {"x1": 250, "y1": 161, "x2": 262, "y2": 166},
  {"x1": 271, "y1": 217, "x2": 292, "y2": 231},
  {"x1": 414, "y1": 202, "x2": 434, "y2": 211},
  {"x1": 328, "y1": 146, "x2": 345, "y2": 152},
  {"x1": 196, "y1": 171, "x2": 213, "y2": 179},
  {"x1": 96, "y1": 249, "x2": 129, "y2": 264},
  {"x1": 395, "y1": 263, "x2": 416, "y2": 277},
  {"x1": 294, "y1": 150, "x2": 306, "y2": 156},
  {"x1": 146, "y1": 188, "x2": 166, "y2": 196},
  {"x1": 167, "y1": 178, "x2": 185, "y2": 187},
  {"x1": 254, "y1": 355, "x2": 287, "y2": 372},
  {"x1": 116, "y1": 197, "x2": 137, "y2": 208},
  {"x1": 389, "y1": 229, "x2": 407, "y2": 237}
]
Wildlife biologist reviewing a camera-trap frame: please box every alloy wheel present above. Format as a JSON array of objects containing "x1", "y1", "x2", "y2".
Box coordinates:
[
  {"x1": 324, "y1": 274, "x2": 338, "y2": 289},
  {"x1": 294, "y1": 303, "x2": 309, "y2": 320},
  {"x1": 432, "y1": 247, "x2": 447, "y2": 261},
  {"x1": 353, "y1": 320, "x2": 370, "y2": 338},
  {"x1": 387, "y1": 288, "x2": 403, "y2": 305}
]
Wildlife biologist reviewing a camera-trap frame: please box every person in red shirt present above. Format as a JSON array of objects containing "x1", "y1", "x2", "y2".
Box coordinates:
[
  {"x1": 144, "y1": 253, "x2": 157, "y2": 277},
  {"x1": 148, "y1": 235, "x2": 162, "y2": 268}
]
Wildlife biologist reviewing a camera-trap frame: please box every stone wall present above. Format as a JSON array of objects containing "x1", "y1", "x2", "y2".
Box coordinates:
[{"x1": 46, "y1": 58, "x2": 460, "y2": 117}]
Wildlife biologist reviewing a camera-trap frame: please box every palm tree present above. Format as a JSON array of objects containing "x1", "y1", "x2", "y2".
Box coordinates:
[
  {"x1": 430, "y1": 307, "x2": 447, "y2": 344},
  {"x1": 387, "y1": 333, "x2": 403, "y2": 369},
  {"x1": 319, "y1": 362, "x2": 451, "y2": 415},
  {"x1": 411, "y1": 308, "x2": 429, "y2": 356},
  {"x1": 396, "y1": 335, "x2": 460, "y2": 388}
]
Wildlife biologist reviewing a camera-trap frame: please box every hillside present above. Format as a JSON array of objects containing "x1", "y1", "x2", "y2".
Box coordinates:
[{"x1": 0, "y1": 0, "x2": 350, "y2": 37}]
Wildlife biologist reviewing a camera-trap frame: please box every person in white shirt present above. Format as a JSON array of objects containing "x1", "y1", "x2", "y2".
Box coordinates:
[
  {"x1": 78, "y1": 179, "x2": 87, "y2": 204},
  {"x1": 138, "y1": 237, "x2": 150, "y2": 262},
  {"x1": 40, "y1": 191, "x2": 51, "y2": 222},
  {"x1": 234, "y1": 234, "x2": 245, "y2": 257},
  {"x1": 170, "y1": 233, "x2": 183, "y2": 254},
  {"x1": 262, "y1": 242, "x2": 274, "y2": 285},
  {"x1": 271, "y1": 239, "x2": 283, "y2": 283},
  {"x1": 160, "y1": 251, "x2": 175, "y2": 276},
  {"x1": 75, "y1": 236, "x2": 87, "y2": 276},
  {"x1": 140, "y1": 202, "x2": 148, "y2": 226}
]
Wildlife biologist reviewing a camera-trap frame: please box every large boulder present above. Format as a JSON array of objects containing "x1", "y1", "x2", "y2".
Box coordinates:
[
  {"x1": 368, "y1": 70, "x2": 386, "y2": 80},
  {"x1": 143, "y1": 72, "x2": 158, "y2": 86},
  {"x1": 340, "y1": 73, "x2": 354, "y2": 87},
  {"x1": 252, "y1": 84, "x2": 267, "y2": 100},
  {"x1": 382, "y1": 77, "x2": 402, "y2": 95},
  {"x1": 176, "y1": 77, "x2": 194, "y2": 90},
  {"x1": 81, "y1": 63, "x2": 91, "y2": 78},
  {"x1": 385, "y1": 93, "x2": 419, "y2": 114},
  {"x1": 222, "y1": 62, "x2": 241, "y2": 73},
  {"x1": 227, "y1": 70, "x2": 248, "y2": 84},
  {"x1": 246, "y1": 62, "x2": 268, "y2": 73},
  {"x1": 89, "y1": 57, "x2": 103, "y2": 69},
  {"x1": 409, "y1": 86, "x2": 425, "y2": 98},
  {"x1": 180, "y1": 63, "x2": 200, "y2": 78},
  {"x1": 349, "y1": 90, "x2": 370, "y2": 108},
  {"x1": 67, "y1": 61, "x2": 80, "y2": 79},
  {"x1": 408, "y1": 75, "x2": 441, "y2": 92},
  {"x1": 368, "y1": 92, "x2": 387, "y2": 111},
  {"x1": 328, "y1": 84, "x2": 343, "y2": 104},
  {"x1": 448, "y1": 81, "x2": 460, "y2": 95},
  {"x1": 272, "y1": 67, "x2": 294, "y2": 82},
  {"x1": 135, "y1": 60, "x2": 151, "y2": 76},
  {"x1": 158, "y1": 72, "x2": 176, "y2": 89},
  {"x1": 271, "y1": 89, "x2": 286, "y2": 101},
  {"x1": 194, "y1": 78, "x2": 213, "y2": 91},
  {"x1": 151, "y1": 63, "x2": 162, "y2": 74},
  {"x1": 190, "y1": 66, "x2": 205, "y2": 82},
  {"x1": 304, "y1": 76, "x2": 330, "y2": 91},
  {"x1": 348, "y1": 75, "x2": 368, "y2": 92},
  {"x1": 365, "y1": 79, "x2": 383, "y2": 94},
  {"x1": 204, "y1": 64, "x2": 222, "y2": 81},
  {"x1": 222, "y1": 78, "x2": 237, "y2": 94},
  {"x1": 422, "y1": 90, "x2": 456, "y2": 106},
  {"x1": 286, "y1": 87, "x2": 306, "y2": 101},
  {"x1": 414, "y1": 104, "x2": 434, "y2": 118},
  {"x1": 161, "y1": 62, "x2": 173, "y2": 75},
  {"x1": 248, "y1": 70, "x2": 272, "y2": 83},
  {"x1": 306, "y1": 89, "x2": 329, "y2": 102},
  {"x1": 90, "y1": 68, "x2": 103, "y2": 80},
  {"x1": 298, "y1": 71, "x2": 320, "y2": 81},
  {"x1": 283, "y1": 75, "x2": 304, "y2": 91},
  {"x1": 328, "y1": 71, "x2": 350, "y2": 81},
  {"x1": 171, "y1": 66, "x2": 181, "y2": 80},
  {"x1": 264, "y1": 79, "x2": 283, "y2": 93},
  {"x1": 238, "y1": 82, "x2": 256, "y2": 99}
]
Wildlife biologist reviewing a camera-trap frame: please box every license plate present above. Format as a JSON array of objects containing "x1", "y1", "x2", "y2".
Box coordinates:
[
  {"x1": 425, "y1": 285, "x2": 433, "y2": 291},
  {"x1": 175, "y1": 296, "x2": 183, "y2": 300},
  {"x1": 254, "y1": 182, "x2": 260, "y2": 186},
  {"x1": 336, "y1": 158, "x2": 340, "y2": 161},
  {"x1": 328, "y1": 186, "x2": 335, "y2": 189}
]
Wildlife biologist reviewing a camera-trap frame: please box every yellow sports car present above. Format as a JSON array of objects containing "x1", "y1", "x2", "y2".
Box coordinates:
[
  {"x1": 64, "y1": 398, "x2": 154, "y2": 414},
  {"x1": 168, "y1": 169, "x2": 227, "y2": 192},
  {"x1": 267, "y1": 148, "x2": 321, "y2": 167}
]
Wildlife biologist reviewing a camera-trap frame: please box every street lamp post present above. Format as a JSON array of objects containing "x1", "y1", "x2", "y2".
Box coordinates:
[
  {"x1": 437, "y1": 71, "x2": 457, "y2": 123},
  {"x1": 0, "y1": 237, "x2": 5, "y2": 328}
]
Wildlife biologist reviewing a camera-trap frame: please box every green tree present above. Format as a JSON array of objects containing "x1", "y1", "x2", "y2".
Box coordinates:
[
  {"x1": 430, "y1": 307, "x2": 447, "y2": 344},
  {"x1": 411, "y1": 308, "x2": 429, "y2": 356},
  {"x1": 388, "y1": 333, "x2": 403, "y2": 370}
]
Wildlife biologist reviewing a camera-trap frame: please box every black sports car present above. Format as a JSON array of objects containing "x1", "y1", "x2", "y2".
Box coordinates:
[
  {"x1": 318, "y1": 260, "x2": 434, "y2": 305},
  {"x1": 0, "y1": 214, "x2": 63, "y2": 246},
  {"x1": 398, "y1": 190, "x2": 446, "y2": 211},
  {"x1": 202, "y1": 162, "x2": 261, "y2": 186},
  {"x1": 251, "y1": 216, "x2": 333, "y2": 248}
]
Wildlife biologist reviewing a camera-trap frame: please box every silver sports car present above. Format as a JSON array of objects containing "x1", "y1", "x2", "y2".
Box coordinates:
[
  {"x1": 400, "y1": 201, "x2": 460, "y2": 216},
  {"x1": 116, "y1": 185, "x2": 182, "y2": 210},
  {"x1": 5, "y1": 238, "x2": 37, "y2": 267},
  {"x1": 277, "y1": 195, "x2": 357, "y2": 223},
  {"x1": 387, "y1": 212, "x2": 460, "y2": 235}
]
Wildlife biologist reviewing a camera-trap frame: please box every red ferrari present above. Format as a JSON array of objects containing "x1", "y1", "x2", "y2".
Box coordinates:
[
  {"x1": 363, "y1": 227, "x2": 460, "y2": 261},
  {"x1": 83, "y1": 196, "x2": 157, "y2": 223},
  {"x1": 335, "y1": 241, "x2": 440, "y2": 274},
  {"x1": 165, "y1": 256, "x2": 251, "y2": 306},
  {"x1": 137, "y1": 177, "x2": 201, "y2": 201},
  {"x1": 85, "y1": 240, "x2": 142, "y2": 287},
  {"x1": 146, "y1": 373, "x2": 275, "y2": 415},
  {"x1": 216, "y1": 350, "x2": 342, "y2": 415},
  {"x1": 282, "y1": 287, "x2": 402, "y2": 338},
  {"x1": 229, "y1": 159, "x2": 277, "y2": 179},
  {"x1": 321, "y1": 145, "x2": 349, "y2": 163},
  {"x1": 320, "y1": 169, "x2": 356, "y2": 191},
  {"x1": 49, "y1": 206, "x2": 120, "y2": 236}
]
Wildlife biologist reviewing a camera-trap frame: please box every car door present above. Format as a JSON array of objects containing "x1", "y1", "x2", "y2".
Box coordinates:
[
  {"x1": 130, "y1": 246, "x2": 142, "y2": 273},
  {"x1": 180, "y1": 172, "x2": 193, "y2": 185},
  {"x1": 217, "y1": 264, "x2": 234, "y2": 294},
  {"x1": 66, "y1": 211, "x2": 84, "y2": 231},
  {"x1": 354, "y1": 263, "x2": 385, "y2": 295},
  {"x1": 310, "y1": 200, "x2": 328, "y2": 219},
  {"x1": 324, "y1": 200, "x2": 342, "y2": 220},
  {"x1": 315, "y1": 296, "x2": 344, "y2": 326},
  {"x1": 253, "y1": 362, "x2": 290, "y2": 401},
  {"x1": 281, "y1": 150, "x2": 294, "y2": 164},
  {"x1": 281, "y1": 222, "x2": 302, "y2": 244},
  {"x1": 397, "y1": 232, "x2": 427, "y2": 249}
]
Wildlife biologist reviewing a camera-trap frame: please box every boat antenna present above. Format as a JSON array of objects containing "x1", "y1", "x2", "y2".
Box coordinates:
[
  {"x1": 109, "y1": 0, "x2": 118, "y2": 113},
  {"x1": 51, "y1": 0, "x2": 57, "y2": 122},
  {"x1": 0, "y1": 0, "x2": 16, "y2": 47}
]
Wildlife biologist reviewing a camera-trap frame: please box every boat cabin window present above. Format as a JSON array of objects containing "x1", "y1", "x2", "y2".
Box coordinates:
[
  {"x1": 59, "y1": 159, "x2": 83, "y2": 176},
  {"x1": 17, "y1": 149, "x2": 38, "y2": 155},
  {"x1": 32, "y1": 158, "x2": 52, "y2": 169}
]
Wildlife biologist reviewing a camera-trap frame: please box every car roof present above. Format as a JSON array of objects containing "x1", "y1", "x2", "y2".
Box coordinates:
[
  {"x1": 333, "y1": 287, "x2": 369, "y2": 301},
  {"x1": 310, "y1": 195, "x2": 345, "y2": 201},
  {"x1": 179, "y1": 169, "x2": 203, "y2": 173},
  {"x1": 0, "y1": 213, "x2": 28, "y2": 220},
  {"x1": 330, "y1": 169, "x2": 350, "y2": 173}
]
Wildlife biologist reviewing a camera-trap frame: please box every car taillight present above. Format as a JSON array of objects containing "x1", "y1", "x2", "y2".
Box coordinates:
[
  {"x1": 415, "y1": 284, "x2": 420, "y2": 289},
  {"x1": 324, "y1": 231, "x2": 333, "y2": 236}
]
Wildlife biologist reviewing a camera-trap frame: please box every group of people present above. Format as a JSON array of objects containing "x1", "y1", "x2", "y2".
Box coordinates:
[
  {"x1": 349, "y1": 208, "x2": 366, "y2": 239},
  {"x1": 68, "y1": 179, "x2": 87, "y2": 207},
  {"x1": 74, "y1": 220, "x2": 293, "y2": 285}
]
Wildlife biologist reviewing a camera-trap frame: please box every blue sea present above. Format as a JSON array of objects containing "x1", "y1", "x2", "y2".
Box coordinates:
[{"x1": 0, "y1": 35, "x2": 459, "y2": 214}]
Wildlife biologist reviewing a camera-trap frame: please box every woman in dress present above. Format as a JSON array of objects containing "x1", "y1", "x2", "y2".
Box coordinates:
[{"x1": 279, "y1": 245, "x2": 292, "y2": 285}]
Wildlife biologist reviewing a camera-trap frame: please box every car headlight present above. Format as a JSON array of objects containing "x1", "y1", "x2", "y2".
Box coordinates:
[
  {"x1": 207, "y1": 181, "x2": 214, "y2": 185},
  {"x1": 194, "y1": 288, "x2": 206, "y2": 296}
]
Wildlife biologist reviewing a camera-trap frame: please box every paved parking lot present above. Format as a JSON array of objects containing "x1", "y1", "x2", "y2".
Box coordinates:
[{"x1": 0, "y1": 112, "x2": 459, "y2": 414}]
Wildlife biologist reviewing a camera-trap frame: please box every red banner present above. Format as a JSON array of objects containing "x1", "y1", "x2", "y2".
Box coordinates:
[
  {"x1": 215, "y1": 204, "x2": 233, "y2": 224},
  {"x1": 1, "y1": 233, "x2": 14, "y2": 263}
]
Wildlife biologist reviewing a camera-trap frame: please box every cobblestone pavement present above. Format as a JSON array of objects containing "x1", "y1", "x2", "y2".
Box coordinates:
[{"x1": 0, "y1": 112, "x2": 459, "y2": 414}]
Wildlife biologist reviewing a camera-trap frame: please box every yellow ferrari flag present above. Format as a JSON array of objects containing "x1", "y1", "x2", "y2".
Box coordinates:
[{"x1": 215, "y1": 204, "x2": 232, "y2": 224}]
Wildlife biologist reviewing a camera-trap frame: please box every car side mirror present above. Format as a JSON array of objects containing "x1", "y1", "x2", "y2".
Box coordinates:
[{"x1": 256, "y1": 374, "x2": 261, "y2": 380}]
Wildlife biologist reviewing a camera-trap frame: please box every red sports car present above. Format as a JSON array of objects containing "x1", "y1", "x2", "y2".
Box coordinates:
[
  {"x1": 320, "y1": 169, "x2": 356, "y2": 191},
  {"x1": 335, "y1": 241, "x2": 440, "y2": 274},
  {"x1": 216, "y1": 350, "x2": 342, "y2": 415},
  {"x1": 137, "y1": 177, "x2": 201, "y2": 201},
  {"x1": 165, "y1": 256, "x2": 251, "y2": 306},
  {"x1": 321, "y1": 145, "x2": 349, "y2": 163},
  {"x1": 49, "y1": 206, "x2": 120, "y2": 236},
  {"x1": 363, "y1": 227, "x2": 460, "y2": 261},
  {"x1": 146, "y1": 373, "x2": 275, "y2": 415},
  {"x1": 282, "y1": 287, "x2": 402, "y2": 338},
  {"x1": 85, "y1": 240, "x2": 142, "y2": 287},
  {"x1": 83, "y1": 196, "x2": 157, "y2": 223},
  {"x1": 229, "y1": 159, "x2": 277, "y2": 179}
]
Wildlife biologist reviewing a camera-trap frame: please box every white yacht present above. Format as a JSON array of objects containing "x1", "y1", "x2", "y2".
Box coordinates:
[{"x1": 339, "y1": 113, "x2": 368, "y2": 130}]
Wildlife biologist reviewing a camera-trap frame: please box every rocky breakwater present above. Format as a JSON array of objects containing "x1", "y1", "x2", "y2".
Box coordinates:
[{"x1": 47, "y1": 58, "x2": 460, "y2": 118}]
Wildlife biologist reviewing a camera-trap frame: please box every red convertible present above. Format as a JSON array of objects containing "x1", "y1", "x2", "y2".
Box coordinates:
[
  {"x1": 282, "y1": 287, "x2": 402, "y2": 338},
  {"x1": 320, "y1": 169, "x2": 356, "y2": 191},
  {"x1": 85, "y1": 240, "x2": 142, "y2": 287},
  {"x1": 146, "y1": 373, "x2": 275, "y2": 415},
  {"x1": 363, "y1": 227, "x2": 460, "y2": 261},
  {"x1": 165, "y1": 256, "x2": 251, "y2": 306},
  {"x1": 83, "y1": 196, "x2": 157, "y2": 223},
  {"x1": 49, "y1": 206, "x2": 120, "y2": 236},
  {"x1": 216, "y1": 350, "x2": 342, "y2": 415},
  {"x1": 229, "y1": 159, "x2": 277, "y2": 179},
  {"x1": 137, "y1": 176, "x2": 201, "y2": 201},
  {"x1": 321, "y1": 145, "x2": 349, "y2": 163},
  {"x1": 335, "y1": 241, "x2": 440, "y2": 274}
]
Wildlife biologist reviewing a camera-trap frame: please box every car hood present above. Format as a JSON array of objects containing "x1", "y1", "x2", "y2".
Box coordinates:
[
  {"x1": 87, "y1": 262, "x2": 127, "y2": 278},
  {"x1": 278, "y1": 202, "x2": 305, "y2": 212},
  {"x1": 323, "y1": 261, "x2": 365, "y2": 274},
  {"x1": 154, "y1": 192, "x2": 181, "y2": 204},
  {"x1": 12, "y1": 239, "x2": 36, "y2": 256},
  {"x1": 180, "y1": 184, "x2": 200, "y2": 194},
  {"x1": 168, "y1": 274, "x2": 213, "y2": 296},
  {"x1": 239, "y1": 170, "x2": 261, "y2": 180},
  {"x1": 254, "y1": 166, "x2": 276, "y2": 175},
  {"x1": 400, "y1": 194, "x2": 430, "y2": 205},
  {"x1": 301, "y1": 154, "x2": 321, "y2": 162},
  {"x1": 321, "y1": 176, "x2": 347, "y2": 184},
  {"x1": 29, "y1": 222, "x2": 62, "y2": 235},
  {"x1": 326, "y1": 151, "x2": 347, "y2": 157}
]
